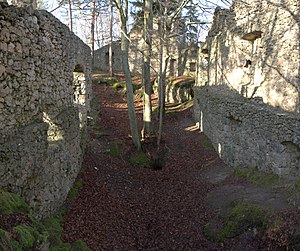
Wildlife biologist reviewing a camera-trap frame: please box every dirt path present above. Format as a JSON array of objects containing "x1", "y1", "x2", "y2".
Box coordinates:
[{"x1": 62, "y1": 83, "x2": 299, "y2": 250}]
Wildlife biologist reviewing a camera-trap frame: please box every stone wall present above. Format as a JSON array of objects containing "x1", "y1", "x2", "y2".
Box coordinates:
[
  {"x1": 194, "y1": 0, "x2": 300, "y2": 177},
  {"x1": 129, "y1": 24, "x2": 198, "y2": 77},
  {"x1": 165, "y1": 77, "x2": 194, "y2": 103},
  {"x1": 0, "y1": 3, "x2": 92, "y2": 218},
  {"x1": 194, "y1": 86, "x2": 300, "y2": 177},
  {"x1": 94, "y1": 41, "x2": 123, "y2": 72},
  {"x1": 207, "y1": 0, "x2": 299, "y2": 112},
  {"x1": 94, "y1": 20, "x2": 198, "y2": 77}
]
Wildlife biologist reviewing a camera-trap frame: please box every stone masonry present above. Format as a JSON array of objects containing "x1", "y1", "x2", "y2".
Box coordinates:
[
  {"x1": 94, "y1": 41, "x2": 123, "y2": 72},
  {"x1": 94, "y1": 19, "x2": 198, "y2": 77},
  {"x1": 194, "y1": 0, "x2": 300, "y2": 177},
  {"x1": 0, "y1": 3, "x2": 92, "y2": 218}
]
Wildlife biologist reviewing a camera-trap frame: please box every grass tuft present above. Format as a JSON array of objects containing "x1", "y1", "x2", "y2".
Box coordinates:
[
  {"x1": 0, "y1": 228, "x2": 22, "y2": 251},
  {"x1": 0, "y1": 190, "x2": 30, "y2": 214},
  {"x1": 109, "y1": 142, "x2": 121, "y2": 157},
  {"x1": 129, "y1": 151, "x2": 150, "y2": 166},
  {"x1": 13, "y1": 224, "x2": 36, "y2": 249},
  {"x1": 72, "y1": 239, "x2": 92, "y2": 251},
  {"x1": 112, "y1": 82, "x2": 126, "y2": 91},
  {"x1": 68, "y1": 181, "x2": 83, "y2": 201},
  {"x1": 204, "y1": 201, "x2": 271, "y2": 243},
  {"x1": 0, "y1": 190, "x2": 91, "y2": 251},
  {"x1": 294, "y1": 178, "x2": 300, "y2": 190},
  {"x1": 202, "y1": 139, "x2": 214, "y2": 150},
  {"x1": 233, "y1": 167, "x2": 279, "y2": 186}
]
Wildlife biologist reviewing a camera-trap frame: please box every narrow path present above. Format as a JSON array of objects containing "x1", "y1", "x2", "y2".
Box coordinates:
[{"x1": 62, "y1": 83, "x2": 298, "y2": 250}]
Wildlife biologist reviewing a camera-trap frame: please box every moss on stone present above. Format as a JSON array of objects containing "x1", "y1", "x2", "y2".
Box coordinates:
[
  {"x1": 0, "y1": 190, "x2": 92, "y2": 251},
  {"x1": 204, "y1": 201, "x2": 271, "y2": 243},
  {"x1": 109, "y1": 142, "x2": 121, "y2": 157},
  {"x1": 68, "y1": 180, "x2": 83, "y2": 201},
  {"x1": 50, "y1": 242, "x2": 72, "y2": 251},
  {"x1": 13, "y1": 224, "x2": 36, "y2": 249},
  {"x1": 233, "y1": 167, "x2": 279, "y2": 185},
  {"x1": 41, "y1": 216, "x2": 64, "y2": 247},
  {"x1": 294, "y1": 178, "x2": 300, "y2": 190},
  {"x1": 129, "y1": 151, "x2": 150, "y2": 166},
  {"x1": 72, "y1": 240, "x2": 92, "y2": 251},
  {"x1": 92, "y1": 74, "x2": 118, "y2": 85},
  {"x1": 0, "y1": 190, "x2": 30, "y2": 214},
  {"x1": 112, "y1": 82, "x2": 126, "y2": 91},
  {"x1": 0, "y1": 228, "x2": 20, "y2": 251},
  {"x1": 202, "y1": 139, "x2": 214, "y2": 150}
]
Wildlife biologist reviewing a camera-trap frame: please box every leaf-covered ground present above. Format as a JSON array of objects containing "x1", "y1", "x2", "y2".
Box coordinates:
[{"x1": 62, "y1": 81, "x2": 300, "y2": 250}]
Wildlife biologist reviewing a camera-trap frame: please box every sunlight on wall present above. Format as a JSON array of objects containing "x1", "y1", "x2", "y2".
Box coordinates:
[
  {"x1": 43, "y1": 112, "x2": 64, "y2": 142},
  {"x1": 200, "y1": 111, "x2": 203, "y2": 132},
  {"x1": 184, "y1": 124, "x2": 199, "y2": 132},
  {"x1": 73, "y1": 72, "x2": 86, "y2": 129},
  {"x1": 218, "y1": 143, "x2": 222, "y2": 158},
  {"x1": 253, "y1": 68, "x2": 265, "y2": 86}
]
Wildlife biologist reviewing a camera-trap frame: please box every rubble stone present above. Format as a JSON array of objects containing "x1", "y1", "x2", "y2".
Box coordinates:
[{"x1": 0, "y1": 3, "x2": 92, "y2": 218}]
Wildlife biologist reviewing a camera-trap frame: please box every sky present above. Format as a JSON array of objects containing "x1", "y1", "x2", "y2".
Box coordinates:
[{"x1": 46, "y1": 0, "x2": 232, "y2": 48}]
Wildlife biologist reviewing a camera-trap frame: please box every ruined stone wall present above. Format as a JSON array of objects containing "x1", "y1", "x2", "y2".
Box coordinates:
[
  {"x1": 194, "y1": 0, "x2": 300, "y2": 177},
  {"x1": 94, "y1": 41, "x2": 123, "y2": 72},
  {"x1": 207, "y1": 0, "x2": 300, "y2": 112},
  {"x1": 193, "y1": 45, "x2": 208, "y2": 122},
  {"x1": 128, "y1": 22, "x2": 197, "y2": 77},
  {"x1": 195, "y1": 87, "x2": 300, "y2": 177},
  {"x1": 0, "y1": 3, "x2": 92, "y2": 218}
]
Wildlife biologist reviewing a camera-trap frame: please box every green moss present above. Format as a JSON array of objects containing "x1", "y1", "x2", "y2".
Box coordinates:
[
  {"x1": 13, "y1": 224, "x2": 36, "y2": 248},
  {"x1": 295, "y1": 179, "x2": 300, "y2": 190},
  {"x1": 92, "y1": 74, "x2": 118, "y2": 85},
  {"x1": 233, "y1": 167, "x2": 279, "y2": 185},
  {"x1": 42, "y1": 216, "x2": 63, "y2": 247},
  {"x1": 0, "y1": 228, "x2": 21, "y2": 251},
  {"x1": 203, "y1": 139, "x2": 214, "y2": 150},
  {"x1": 72, "y1": 240, "x2": 92, "y2": 251},
  {"x1": 68, "y1": 181, "x2": 83, "y2": 201},
  {"x1": 105, "y1": 77, "x2": 118, "y2": 85},
  {"x1": 109, "y1": 142, "x2": 121, "y2": 157},
  {"x1": 50, "y1": 242, "x2": 72, "y2": 251},
  {"x1": 93, "y1": 123, "x2": 101, "y2": 132},
  {"x1": 0, "y1": 190, "x2": 92, "y2": 251},
  {"x1": 129, "y1": 151, "x2": 150, "y2": 166},
  {"x1": 0, "y1": 190, "x2": 30, "y2": 214},
  {"x1": 204, "y1": 201, "x2": 270, "y2": 243},
  {"x1": 113, "y1": 82, "x2": 126, "y2": 91}
]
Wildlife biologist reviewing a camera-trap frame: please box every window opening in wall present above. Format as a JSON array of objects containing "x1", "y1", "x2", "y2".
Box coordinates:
[
  {"x1": 74, "y1": 64, "x2": 84, "y2": 72},
  {"x1": 241, "y1": 31, "x2": 262, "y2": 41},
  {"x1": 169, "y1": 59, "x2": 176, "y2": 76},
  {"x1": 105, "y1": 52, "x2": 114, "y2": 65},
  {"x1": 190, "y1": 48, "x2": 198, "y2": 58},
  {"x1": 73, "y1": 64, "x2": 86, "y2": 128},
  {"x1": 244, "y1": 59, "x2": 252, "y2": 68},
  {"x1": 190, "y1": 62, "x2": 196, "y2": 72}
]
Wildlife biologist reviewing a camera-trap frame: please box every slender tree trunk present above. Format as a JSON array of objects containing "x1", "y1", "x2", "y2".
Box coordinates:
[
  {"x1": 68, "y1": 0, "x2": 72, "y2": 32},
  {"x1": 157, "y1": 5, "x2": 169, "y2": 148},
  {"x1": 142, "y1": 0, "x2": 153, "y2": 138},
  {"x1": 115, "y1": 0, "x2": 141, "y2": 150},
  {"x1": 90, "y1": 0, "x2": 96, "y2": 68},
  {"x1": 157, "y1": 6, "x2": 165, "y2": 148},
  {"x1": 109, "y1": 0, "x2": 113, "y2": 76}
]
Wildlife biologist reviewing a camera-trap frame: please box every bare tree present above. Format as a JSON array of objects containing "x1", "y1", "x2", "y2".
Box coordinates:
[
  {"x1": 68, "y1": 0, "x2": 73, "y2": 31},
  {"x1": 156, "y1": 0, "x2": 191, "y2": 148},
  {"x1": 141, "y1": 0, "x2": 153, "y2": 138},
  {"x1": 109, "y1": 0, "x2": 113, "y2": 76},
  {"x1": 114, "y1": 0, "x2": 141, "y2": 150},
  {"x1": 90, "y1": 0, "x2": 96, "y2": 67}
]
